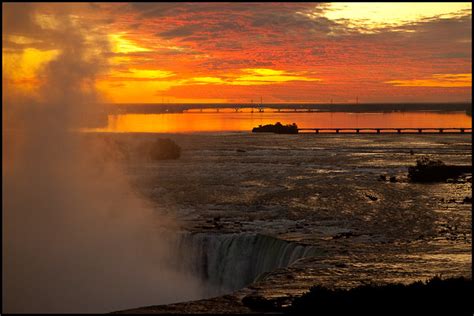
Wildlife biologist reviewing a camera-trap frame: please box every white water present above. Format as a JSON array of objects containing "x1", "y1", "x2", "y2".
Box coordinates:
[{"x1": 174, "y1": 233, "x2": 320, "y2": 295}]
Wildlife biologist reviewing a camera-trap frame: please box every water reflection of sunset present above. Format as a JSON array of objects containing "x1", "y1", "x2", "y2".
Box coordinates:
[{"x1": 97, "y1": 111, "x2": 472, "y2": 133}]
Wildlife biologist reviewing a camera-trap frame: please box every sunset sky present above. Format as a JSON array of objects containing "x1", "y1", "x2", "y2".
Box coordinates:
[{"x1": 3, "y1": 2, "x2": 472, "y2": 104}]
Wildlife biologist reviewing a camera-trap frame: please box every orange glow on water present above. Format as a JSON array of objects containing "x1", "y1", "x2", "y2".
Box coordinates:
[{"x1": 95, "y1": 111, "x2": 472, "y2": 133}]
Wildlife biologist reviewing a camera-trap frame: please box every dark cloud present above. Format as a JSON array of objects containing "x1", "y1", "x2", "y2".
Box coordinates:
[
  {"x1": 215, "y1": 41, "x2": 243, "y2": 50},
  {"x1": 2, "y1": 3, "x2": 38, "y2": 36},
  {"x1": 432, "y1": 52, "x2": 471, "y2": 59},
  {"x1": 311, "y1": 48, "x2": 326, "y2": 56},
  {"x1": 2, "y1": 38, "x2": 56, "y2": 51},
  {"x1": 2, "y1": 3, "x2": 113, "y2": 53},
  {"x1": 157, "y1": 24, "x2": 200, "y2": 39},
  {"x1": 129, "y1": 22, "x2": 142, "y2": 29},
  {"x1": 180, "y1": 35, "x2": 210, "y2": 42},
  {"x1": 197, "y1": 59, "x2": 275, "y2": 71},
  {"x1": 250, "y1": 10, "x2": 335, "y2": 35},
  {"x1": 130, "y1": 3, "x2": 336, "y2": 41},
  {"x1": 129, "y1": 2, "x2": 188, "y2": 18}
]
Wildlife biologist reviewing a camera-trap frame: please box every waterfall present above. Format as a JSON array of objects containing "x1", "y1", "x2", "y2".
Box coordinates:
[{"x1": 174, "y1": 233, "x2": 320, "y2": 295}]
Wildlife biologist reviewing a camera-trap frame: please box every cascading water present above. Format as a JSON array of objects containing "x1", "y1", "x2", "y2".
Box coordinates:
[{"x1": 174, "y1": 233, "x2": 320, "y2": 296}]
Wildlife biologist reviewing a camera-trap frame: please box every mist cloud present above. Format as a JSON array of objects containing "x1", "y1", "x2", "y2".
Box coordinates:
[{"x1": 2, "y1": 3, "x2": 203, "y2": 313}]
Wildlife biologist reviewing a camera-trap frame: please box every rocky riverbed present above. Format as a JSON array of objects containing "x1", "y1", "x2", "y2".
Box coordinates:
[{"x1": 103, "y1": 132, "x2": 471, "y2": 313}]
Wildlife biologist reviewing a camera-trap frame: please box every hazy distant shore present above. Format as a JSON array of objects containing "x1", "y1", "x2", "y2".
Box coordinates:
[{"x1": 105, "y1": 102, "x2": 472, "y2": 114}]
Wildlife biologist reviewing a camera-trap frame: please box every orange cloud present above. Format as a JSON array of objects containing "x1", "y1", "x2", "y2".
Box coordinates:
[
  {"x1": 110, "y1": 33, "x2": 151, "y2": 53},
  {"x1": 189, "y1": 69, "x2": 320, "y2": 86},
  {"x1": 232, "y1": 68, "x2": 320, "y2": 85},
  {"x1": 3, "y1": 47, "x2": 60, "y2": 92},
  {"x1": 386, "y1": 74, "x2": 472, "y2": 88},
  {"x1": 107, "y1": 69, "x2": 175, "y2": 81},
  {"x1": 3, "y1": 3, "x2": 472, "y2": 103}
]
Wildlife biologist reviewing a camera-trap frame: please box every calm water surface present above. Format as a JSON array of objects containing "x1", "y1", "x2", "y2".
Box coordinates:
[{"x1": 96, "y1": 110, "x2": 471, "y2": 133}]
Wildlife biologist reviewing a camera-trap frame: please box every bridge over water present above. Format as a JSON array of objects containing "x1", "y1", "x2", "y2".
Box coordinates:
[{"x1": 297, "y1": 128, "x2": 472, "y2": 134}]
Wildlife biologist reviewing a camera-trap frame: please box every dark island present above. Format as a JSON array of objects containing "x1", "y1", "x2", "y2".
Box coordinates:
[
  {"x1": 104, "y1": 137, "x2": 181, "y2": 161},
  {"x1": 408, "y1": 156, "x2": 471, "y2": 182},
  {"x1": 138, "y1": 138, "x2": 181, "y2": 160},
  {"x1": 252, "y1": 122, "x2": 299, "y2": 134}
]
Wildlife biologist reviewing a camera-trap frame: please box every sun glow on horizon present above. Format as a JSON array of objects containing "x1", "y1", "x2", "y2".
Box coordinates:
[{"x1": 322, "y1": 2, "x2": 472, "y2": 31}]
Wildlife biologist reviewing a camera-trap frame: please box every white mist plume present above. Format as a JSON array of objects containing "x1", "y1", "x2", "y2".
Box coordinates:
[{"x1": 3, "y1": 3, "x2": 203, "y2": 313}]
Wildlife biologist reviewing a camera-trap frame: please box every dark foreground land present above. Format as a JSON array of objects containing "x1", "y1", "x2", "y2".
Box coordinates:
[
  {"x1": 114, "y1": 277, "x2": 472, "y2": 314},
  {"x1": 287, "y1": 276, "x2": 472, "y2": 315}
]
